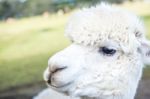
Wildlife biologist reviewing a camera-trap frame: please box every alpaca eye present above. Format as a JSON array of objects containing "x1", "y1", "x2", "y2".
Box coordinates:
[{"x1": 99, "y1": 47, "x2": 116, "y2": 56}]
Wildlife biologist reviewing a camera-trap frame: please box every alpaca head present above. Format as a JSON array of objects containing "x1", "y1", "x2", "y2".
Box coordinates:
[{"x1": 44, "y1": 4, "x2": 150, "y2": 99}]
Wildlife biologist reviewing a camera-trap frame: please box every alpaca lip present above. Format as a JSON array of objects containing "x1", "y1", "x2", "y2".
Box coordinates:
[{"x1": 49, "y1": 81, "x2": 73, "y2": 89}]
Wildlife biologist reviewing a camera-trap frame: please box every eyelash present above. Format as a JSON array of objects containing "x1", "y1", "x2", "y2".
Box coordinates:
[{"x1": 99, "y1": 47, "x2": 116, "y2": 56}]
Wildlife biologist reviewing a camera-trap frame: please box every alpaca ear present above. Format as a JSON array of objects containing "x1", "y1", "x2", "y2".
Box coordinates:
[{"x1": 140, "y1": 39, "x2": 150, "y2": 65}]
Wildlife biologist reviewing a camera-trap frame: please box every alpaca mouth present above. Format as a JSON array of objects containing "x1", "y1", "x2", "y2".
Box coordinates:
[{"x1": 47, "y1": 81, "x2": 73, "y2": 89}]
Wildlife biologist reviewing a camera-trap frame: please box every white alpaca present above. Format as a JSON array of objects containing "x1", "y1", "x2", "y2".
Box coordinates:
[{"x1": 35, "y1": 4, "x2": 150, "y2": 99}]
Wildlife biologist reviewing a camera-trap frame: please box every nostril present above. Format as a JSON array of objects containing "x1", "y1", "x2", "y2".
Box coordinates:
[{"x1": 52, "y1": 66, "x2": 67, "y2": 74}]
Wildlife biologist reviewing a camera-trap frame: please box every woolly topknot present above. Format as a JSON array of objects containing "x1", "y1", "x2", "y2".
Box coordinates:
[{"x1": 65, "y1": 3, "x2": 145, "y2": 52}]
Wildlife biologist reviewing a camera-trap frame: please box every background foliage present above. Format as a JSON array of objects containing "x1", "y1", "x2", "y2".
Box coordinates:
[{"x1": 0, "y1": 0, "x2": 133, "y2": 19}]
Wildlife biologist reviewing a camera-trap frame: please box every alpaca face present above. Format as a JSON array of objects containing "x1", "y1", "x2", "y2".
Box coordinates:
[
  {"x1": 44, "y1": 42, "x2": 142, "y2": 98},
  {"x1": 44, "y1": 4, "x2": 150, "y2": 99}
]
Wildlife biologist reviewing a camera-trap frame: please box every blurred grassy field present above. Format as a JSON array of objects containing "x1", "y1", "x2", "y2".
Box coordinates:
[
  {"x1": 0, "y1": 14, "x2": 70, "y2": 91},
  {"x1": 0, "y1": 1, "x2": 150, "y2": 91}
]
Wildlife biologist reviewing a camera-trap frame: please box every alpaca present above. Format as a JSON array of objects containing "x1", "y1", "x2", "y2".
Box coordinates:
[{"x1": 37, "y1": 4, "x2": 150, "y2": 99}]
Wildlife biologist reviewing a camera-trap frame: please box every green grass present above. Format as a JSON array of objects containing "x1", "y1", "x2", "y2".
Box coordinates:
[
  {"x1": 143, "y1": 15, "x2": 150, "y2": 38},
  {"x1": 0, "y1": 14, "x2": 70, "y2": 90},
  {"x1": 0, "y1": 2, "x2": 150, "y2": 91}
]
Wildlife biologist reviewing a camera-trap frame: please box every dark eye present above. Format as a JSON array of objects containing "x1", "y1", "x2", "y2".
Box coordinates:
[{"x1": 99, "y1": 47, "x2": 116, "y2": 56}]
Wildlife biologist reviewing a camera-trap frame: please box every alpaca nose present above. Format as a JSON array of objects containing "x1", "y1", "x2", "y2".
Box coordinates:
[{"x1": 47, "y1": 66, "x2": 67, "y2": 84}]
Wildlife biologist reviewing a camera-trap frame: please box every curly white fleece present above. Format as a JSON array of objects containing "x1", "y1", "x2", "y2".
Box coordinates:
[{"x1": 65, "y1": 3, "x2": 145, "y2": 53}]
